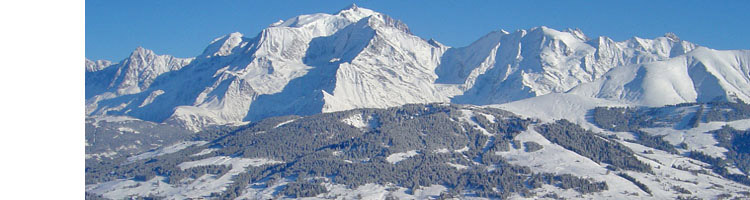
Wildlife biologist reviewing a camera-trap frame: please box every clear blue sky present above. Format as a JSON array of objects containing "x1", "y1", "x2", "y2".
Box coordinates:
[{"x1": 86, "y1": 0, "x2": 750, "y2": 62}]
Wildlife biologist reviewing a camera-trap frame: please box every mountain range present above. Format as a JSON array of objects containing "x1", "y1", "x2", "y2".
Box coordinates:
[
  {"x1": 85, "y1": 5, "x2": 750, "y2": 131},
  {"x1": 85, "y1": 5, "x2": 750, "y2": 200}
]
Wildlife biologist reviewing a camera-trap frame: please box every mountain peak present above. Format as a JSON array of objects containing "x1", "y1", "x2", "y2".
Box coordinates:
[
  {"x1": 377, "y1": 14, "x2": 411, "y2": 34},
  {"x1": 127, "y1": 47, "x2": 157, "y2": 60},
  {"x1": 340, "y1": 3, "x2": 358, "y2": 11},
  {"x1": 202, "y1": 32, "x2": 245, "y2": 57},
  {"x1": 85, "y1": 58, "x2": 114, "y2": 72},
  {"x1": 565, "y1": 28, "x2": 588, "y2": 41},
  {"x1": 336, "y1": 4, "x2": 377, "y2": 22},
  {"x1": 664, "y1": 32, "x2": 680, "y2": 41},
  {"x1": 132, "y1": 46, "x2": 152, "y2": 54},
  {"x1": 268, "y1": 5, "x2": 377, "y2": 32},
  {"x1": 521, "y1": 26, "x2": 590, "y2": 44}
]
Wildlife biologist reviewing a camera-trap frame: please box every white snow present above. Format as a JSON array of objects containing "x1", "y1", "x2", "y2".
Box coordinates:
[
  {"x1": 85, "y1": 151, "x2": 117, "y2": 160},
  {"x1": 457, "y1": 109, "x2": 492, "y2": 136},
  {"x1": 341, "y1": 112, "x2": 379, "y2": 131},
  {"x1": 191, "y1": 148, "x2": 218, "y2": 157},
  {"x1": 139, "y1": 90, "x2": 165, "y2": 108},
  {"x1": 93, "y1": 47, "x2": 193, "y2": 97},
  {"x1": 446, "y1": 162, "x2": 469, "y2": 170},
  {"x1": 319, "y1": 14, "x2": 458, "y2": 113},
  {"x1": 240, "y1": 179, "x2": 392, "y2": 200},
  {"x1": 641, "y1": 118, "x2": 750, "y2": 158},
  {"x1": 126, "y1": 141, "x2": 208, "y2": 162},
  {"x1": 274, "y1": 119, "x2": 296, "y2": 128},
  {"x1": 85, "y1": 59, "x2": 114, "y2": 72},
  {"x1": 498, "y1": 126, "x2": 750, "y2": 199},
  {"x1": 341, "y1": 113, "x2": 367, "y2": 129},
  {"x1": 570, "y1": 47, "x2": 750, "y2": 106},
  {"x1": 497, "y1": 128, "x2": 613, "y2": 181},
  {"x1": 205, "y1": 32, "x2": 244, "y2": 57},
  {"x1": 454, "y1": 146, "x2": 470, "y2": 153},
  {"x1": 117, "y1": 127, "x2": 139, "y2": 134},
  {"x1": 385, "y1": 150, "x2": 418, "y2": 164},
  {"x1": 389, "y1": 184, "x2": 447, "y2": 200},
  {"x1": 88, "y1": 156, "x2": 283, "y2": 200},
  {"x1": 477, "y1": 112, "x2": 496, "y2": 123},
  {"x1": 327, "y1": 183, "x2": 389, "y2": 200},
  {"x1": 84, "y1": 5, "x2": 750, "y2": 199},
  {"x1": 494, "y1": 93, "x2": 625, "y2": 131},
  {"x1": 178, "y1": 156, "x2": 282, "y2": 170},
  {"x1": 617, "y1": 140, "x2": 750, "y2": 199},
  {"x1": 86, "y1": 4, "x2": 748, "y2": 133},
  {"x1": 88, "y1": 115, "x2": 143, "y2": 128},
  {"x1": 237, "y1": 177, "x2": 449, "y2": 200},
  {"x1": 434, "y1": 148, "x2": 450, "y2": 154}
]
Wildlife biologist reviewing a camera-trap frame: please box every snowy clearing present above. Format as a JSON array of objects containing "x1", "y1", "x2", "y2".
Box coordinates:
[
  {"x1": 386, "y1": 150, "x2": 419, "y2": 164},
  {"x1": 274, "y1": 119, "x2": 297, "y2": 128},
  {"x1": 126, "y1": 141, "x2": 208, "y2": 162}
]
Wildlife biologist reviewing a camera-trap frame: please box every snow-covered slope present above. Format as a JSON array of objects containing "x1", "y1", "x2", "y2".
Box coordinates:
[
  {"x1": 85, "y1": 5, "x2": 748, "y2": 131},
  {"x1": 493, "y1": 93, "x2": 625, "y2": 131},
  {"x1": 87, "y1": 6, "x2": 377, "y2": 130},
  {"x1": 569, "y1": 47, "x2": 750, "y2": 106},
  {"x1": 310, "y1": 13, "x2": 454, "y2": 113},
  {"x1": 449, "y1": 28, "x2": 695, "y2": 105},
  {"x1": 86, "y1": 5, "x2": 455, "y2": 130},
  {"x1": 86, "y1": 47, "x2": 193, "y2": 98},
  {"x1": 85, "y1": 59, "x2": 114, "y2": 72}
]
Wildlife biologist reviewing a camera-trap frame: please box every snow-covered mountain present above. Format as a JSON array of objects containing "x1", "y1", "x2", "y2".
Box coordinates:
[
  {"x1": 84, "y1": 5, "x2": 750, "y2": 199},
  {"x1": 569, "y1": 47, "x2": 750, "y2": 106},
  {"x1": 447, "y1": 28, "x2": 697, "y2": 104},
  {"x1": 85, "y1": 5, "x2": 749, "y2": 131},
  {"x1": 85, "y1": 59, "x2": 114, "y2": 72},
  {"x1": 86, "y1": 47, "x2": 193, "y2": 98},
  {"x1": 86, "y1": 5, "x2": 453, "y2": 131}
]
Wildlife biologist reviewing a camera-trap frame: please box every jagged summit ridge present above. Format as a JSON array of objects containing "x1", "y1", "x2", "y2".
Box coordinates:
[
  {"x1": 340, "y1": 3, "x2": 359, "y2": 11},
  {"x1": 85, "y1": 59, "x2": 114, "y2": 72},
  {"x1": 85, "y1": 47, "x2": 193, "y2": 99},
  {"x1": 85, "y1": 6, "x2": 750, "y2": 131},
  {"x1": 443, "y1": 25, "x2": 702, "y2": 105}
]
